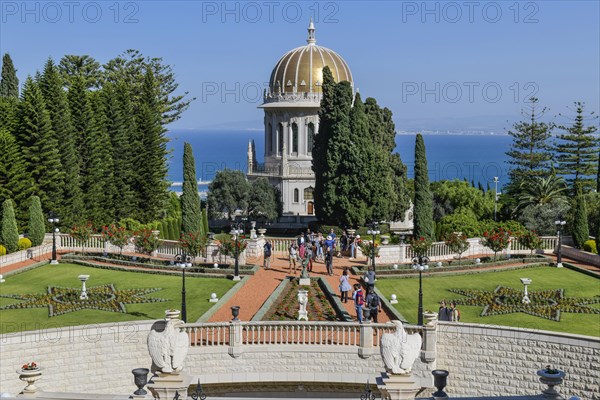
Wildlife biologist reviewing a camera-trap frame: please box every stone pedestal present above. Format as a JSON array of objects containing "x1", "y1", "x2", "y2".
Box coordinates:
[
  {"x1": 377, "y1": 372, "x2": 420, "y2": 400},
  {"x1": 147, "y1": 372, "x2": 193, "y2": 399}
]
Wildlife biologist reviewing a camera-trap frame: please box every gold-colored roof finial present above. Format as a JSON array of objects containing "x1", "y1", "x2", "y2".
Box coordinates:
[{"x1": 307, "y1": 18, "x2": 316, "y2": 44}]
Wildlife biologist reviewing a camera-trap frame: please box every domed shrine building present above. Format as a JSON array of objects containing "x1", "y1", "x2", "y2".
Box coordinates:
[{"x1": 247, "y1": 20, "x2": 353, "y2": 220}]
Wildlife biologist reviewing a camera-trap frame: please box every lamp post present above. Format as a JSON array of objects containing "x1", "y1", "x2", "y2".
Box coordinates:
[
  {"x1": 493, "y1": 177, "x2": 499, "y2": 222},
  {"x1": 175, "y1": 253, "x2": 192, "y2": 322},
  {"x1": 231, "y1": 222, "x2": 244, "y2": 281},
  {"x1": 48, "y1": 212, "x2": 60, "y2": 265},
  {"x1": 366, "y1": 221, "x2": 380, "y2": 272},
  {"x1": 412, "y1": 255, "x2": 430, "y2": 326},
  {"x1": 554, "y1": 219, "x2": 566, "y2": 268}
]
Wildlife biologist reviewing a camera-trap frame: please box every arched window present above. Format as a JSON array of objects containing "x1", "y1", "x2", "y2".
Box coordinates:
[
  {"x1": 292, "y1": 123, "x2": 299, "y2": 154},
  {"x1": 304, "y1": 187, "x2": 314, "y2": 200},
  {"x1": 307, "y1": 122, "x2": 315, "y2": 154},
  {"x1": 293, "y1": 188, "x2": 299, "y2": 203},
  {"x1": 278, "y1": 123, "x2": 284, "y2": 155},
  {"x1": 267, "y1": 123, "x2": 272, "y2": 154}
]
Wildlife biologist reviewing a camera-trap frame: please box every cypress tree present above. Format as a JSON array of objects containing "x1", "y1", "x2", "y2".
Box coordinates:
[
  {"x1": 28, "y1": 196, "x2": 45, "y2": 246},
  {"x1": 506, "y1": 98, "x2": 554, "y2": 184},
  {"x1": 554, "y1": 102, "x2": 599, "y2": 192},
  {"x1": 1, "y1": 199, "x2": 19, "y2": 253},
  {"x1": 571, "y1": 184, "x2": 589, "y2": 249},
  {"x1": 413, "y1": 134, "x2": 435, "y2": 240},
  {"x1": 133, "y1": 69, "x2": 169, "y2": 222},
  {"x1": 181, "y1": 142, "x2": 202, "y2": 235},
  {"x1": 167, "y1": 218, "x2": 176, "y2": 240},
  {"x1": 202, "y1": 207, "x2": 209, "y2": 236},
  {"x1": 0, "y1": 53, "x2": 19, "y2": 99},
  {"x1": 0, "y1": 129, "x2": 34, "y2": 228},
  {"x1": 16, "y1": 77, "x2": 64, "y2": 217},
  {"x1": 175, "y1": 216, "x2": 182, "y2": 239},
  {"x1": 40, "y1": 58, "x2": 84, "y2": 226}
]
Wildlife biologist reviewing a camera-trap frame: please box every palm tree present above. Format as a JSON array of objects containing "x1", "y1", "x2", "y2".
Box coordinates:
[{"x1": 516, "y1": 174, "x2": 568, "y2": 211}]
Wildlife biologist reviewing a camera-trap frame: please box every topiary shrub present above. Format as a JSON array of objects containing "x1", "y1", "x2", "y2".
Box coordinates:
[
  {"x1": 0, "y1": 245, "x2": 6, "y2": 256},
  {"x1": 583, "y1": 240, "x2": 598, "y2": 254},
  {"x1": 18, "y1": 237, "x2": 32, "y2": 250}
]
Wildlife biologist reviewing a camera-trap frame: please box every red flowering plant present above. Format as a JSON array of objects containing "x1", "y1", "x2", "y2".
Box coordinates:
[
  {"x1": 481, "y1": 227, "x2": 512, "y2": 261},
  {"x1": 408, "y1": 236, "x2": 433, "y2": 257},
  {"x1": 358, "y1": 240, "x2": 380, "y2": 258},
  {"x1": 179, "y1": 231, "x2": 207, "y2": 258},
  {"x1": 219, "y1": 237, "x2": 247, "y2": 258},
  {"x1": 70, "y1": 221, "x2": 94, "y2": 255},
  {"x1": 444, "y1": 232, "x2": 470, "y2": 264},
  {"x1": 133, "y1": 229, "x2": 161, "y2": 255},
  {"x1": 101, "y1": 224, "x2": 131, "y2": 255},
  {"x1": 518, "y1": 229, "x2": 542, "y2": 255},
  {"x1": 21, "y1": 362, "x2": 38, "y2": 371}
]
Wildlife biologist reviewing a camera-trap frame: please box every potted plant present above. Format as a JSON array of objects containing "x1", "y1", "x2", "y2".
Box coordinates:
[
  {"x1": 537, "y1": 365, "x2": 566, "y2": 398},
  {"x1": 17, "y1": 362, "x2": 43, "y2": 393}
]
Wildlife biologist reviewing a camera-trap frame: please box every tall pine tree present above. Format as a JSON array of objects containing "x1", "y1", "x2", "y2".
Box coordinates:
[
  {"x1": 181, "y1": 142, "x2": 202, "y2": 235},
  {"x1": 413, "y1": 134, "x2": 434, "y2": 240},
  {"x1": 0, "y1": 129, "x2": 34, "y2": 228},
  {"x1": 506, "y1": 98, "x2": 554, "y2": 184},
  {"x1": 571, "y1": 183, "x2": 589, "y2": 249},
  {"x1": 554, "y1": 102, "x2": 599, "y2": 192},
  {"x1": 28, "y1": 195, "x2": 45, "y2": 246},
  {"x1": 40, "y1": 58, "x2": 84, "y2": 226},
  {"x1": 16, "y1": 77, "x2": 65, "y2": 218},
  {"x1": 132, "y1": 69, "x2": 169, "y2": 222},
  {"x1": 0, "y1": 53, "x2": 19, "y2": 99}
]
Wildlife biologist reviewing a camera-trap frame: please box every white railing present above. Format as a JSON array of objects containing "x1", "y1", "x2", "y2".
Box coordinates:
[{"x1": 183, "y1": 321, "x2": 418, "y2": 348}]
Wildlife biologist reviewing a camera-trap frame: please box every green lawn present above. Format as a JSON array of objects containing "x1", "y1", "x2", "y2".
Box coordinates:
[
  {"x1": 0, "y1": 263, "x2": 236, "y2": 333},
  {"x1": 376, "y1": 266, "x2": 600, "y2": 337}
]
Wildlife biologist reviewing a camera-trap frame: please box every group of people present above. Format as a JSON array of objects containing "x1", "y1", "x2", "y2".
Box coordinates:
[{"x1": 438, "y1": 300, "x2": 460, "y2": 322}]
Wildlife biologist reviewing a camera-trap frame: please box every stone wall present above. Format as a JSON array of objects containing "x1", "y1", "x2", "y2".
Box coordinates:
[
  {"x1": 436, "y1": 322, "x2": 600, "y2": 400},
  {"x1": 0, "y1": 321, "x2": 153, "y2": 396},
  {"x1": 561, "y1": 245, "x2": 600, "y2": 267}
]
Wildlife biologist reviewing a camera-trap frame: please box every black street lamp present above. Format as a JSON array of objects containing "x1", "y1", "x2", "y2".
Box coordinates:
[
  {"x1": 555, "y1": 218, "x2": 566, "y2": 268},
  {"x1": 367, "y1": 221, "x2": 380, "y2": 272},
  {"x1": 175, "y1": 253, "x2": 192, "y2": 322},
  {"x1": 493, "y1": 177, "x2": 500, "y2": 222},
  {"x1": 412, "y1": 255, "x2": 430, "y2": 326},
  {"x1": 231, "y1": 222, "x2": 244, "y2": 281},
  {"x1": 48, "y1": 212, "x2": 60, "y2": 265}
]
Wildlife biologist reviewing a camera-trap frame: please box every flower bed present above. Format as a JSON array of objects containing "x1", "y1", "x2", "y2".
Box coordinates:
[
  {"x1": 262, "y1": 279, "x2": 338, "y2": 321},
  {"x1": 448, "y1": 285, "x2": 600, "y2": 321},
  {"x1": 1, "y1": 284, "x2": 168, "y2": 317}
]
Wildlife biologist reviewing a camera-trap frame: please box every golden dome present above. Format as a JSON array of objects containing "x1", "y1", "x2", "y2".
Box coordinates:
[{"x1": 268, "y1": 21, "x2": 353, "y2": 95}]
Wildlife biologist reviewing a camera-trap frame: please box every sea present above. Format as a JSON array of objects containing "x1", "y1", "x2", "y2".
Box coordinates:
[{"x1": 166, "y1": 129, "x2": 513, "y2": 193}]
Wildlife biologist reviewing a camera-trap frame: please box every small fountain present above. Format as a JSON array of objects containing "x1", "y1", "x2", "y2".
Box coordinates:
[{"x1": 78, "y1": 275, "x2": 90, "y2": 300}]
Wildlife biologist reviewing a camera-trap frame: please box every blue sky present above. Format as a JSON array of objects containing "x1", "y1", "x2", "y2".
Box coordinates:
[{"x1": 1, "y1": 0, "x2": 599, "y2": 132}]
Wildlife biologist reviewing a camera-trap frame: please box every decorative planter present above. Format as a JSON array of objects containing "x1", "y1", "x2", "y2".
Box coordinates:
[
  {"x1": 362, "y1": 307, "x2": 371, "y2": 321},
  {"x1": 17, "y1": 368, "x2": 43, "y2": 393},
  {"x1": 165, "y1": 309, "x2": 181, "y2": 320},
  {"x1": 347, "y1": 229, "x2": 356, "y2": 236},
  {"x1": 231, "y1": 306, "x2": 240, "y2": 321},
  {"x1": 432, "y1": 369, "x2": 449, "y2": 399},
  {"x1": 380, "y1": 235, "x2": 390, "y2": 245},
  {"x1": 132, "y1": 368, "x2": 149, "y2": 395},
  {"x1": 423, "y1": 312, "x2": 438, "y2": 326},
  {"x1": 537, "y1": 369, "x2": 566, "y2": 398},
  {"x1": 257, "y1": 228, "x2": 266, "y2": 238}
]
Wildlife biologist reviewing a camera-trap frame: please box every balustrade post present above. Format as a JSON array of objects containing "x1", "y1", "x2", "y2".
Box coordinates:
[
  {"x1": 228, "y1": 320, "x2": 243, "y2": 358},
  {"x1": 421, "y1": 323, "x2": 438, "y2": 363},
  {"x1": 358, "y1": 322, "x2": 376, "y2": 359}
]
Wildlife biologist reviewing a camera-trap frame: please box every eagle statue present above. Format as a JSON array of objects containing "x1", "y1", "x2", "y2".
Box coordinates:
[
  {"x1": 380, "y1": 320, "x2": 422, "y2": 375},
  {"x1": 147, "y1": 315, "x2": 189, "y2": 373}
]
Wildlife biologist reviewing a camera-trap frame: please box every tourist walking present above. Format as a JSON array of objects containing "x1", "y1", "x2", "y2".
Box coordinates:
[
  {"x1": 325, "y1": 246, "x2": 334, "y2": 275},
  {"x1": 352, "y1": 283, "x2": 365, "y2": 323},
  {"x1": 438, "y1": 300, "x2": 451, "y2": 321},
  {"x1": 363, "y1": 266, "x2": 376, "y2": 291},
  {"x1": 305, "y1": 243, "x2": 313, "y2": 272},
  {"x1": 450, "y1": 301, "x2": 460, "y2": 322},
  {"x1": 289, "y1": 243, "x2": 298, "y2": 274},
  {"x1": 365, "y1": 288, "x2": 382, "y2": 323},
  {"x1": 263, "y1": 240, "x2": 272, "y2": 270},
  {"x1": 316, "y1": 233, "x2": 324, "y2": 260},
  {"x1": 339, "y1": 268, "x2": 352, "y2": 303},
  {"x1": 341, "y1": 233, "x2": 348, "y2": 253}
]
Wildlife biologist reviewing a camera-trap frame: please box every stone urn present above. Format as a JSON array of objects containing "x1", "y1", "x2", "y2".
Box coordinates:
[
  {"x1": 380, "y1": 235, "x2": 390, "y2": 245},
  {"x1": 132, "y1": 368, "x2": 150, "y2": 396},
  {"x1": 423, "y1": 312, "x2": 438, "y2": 326},
  {"x1": 17, "y1": 367, "x2": 43, "y2": 394},
  {"x1": 432, "y1": 369, "x2": 449, "y2": 399},
  {"x1": 231, "y1": 306, "x2": 240, "y2": 321},
  {"x1": 537, "y1": 368, "x2": 566, "y2": 399},
  {"x1": 347, "y1": 229, "x2": 356, "y2": 236},
  {"x1": 257, "y1": 228, "x2": 266, "y2": 238},
  {"x1": 165, "y1": 309, "x2": 181, "y2": 320},
  {"x1": 362, "y1": 307, "x2": 371, "y2": 321}
]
